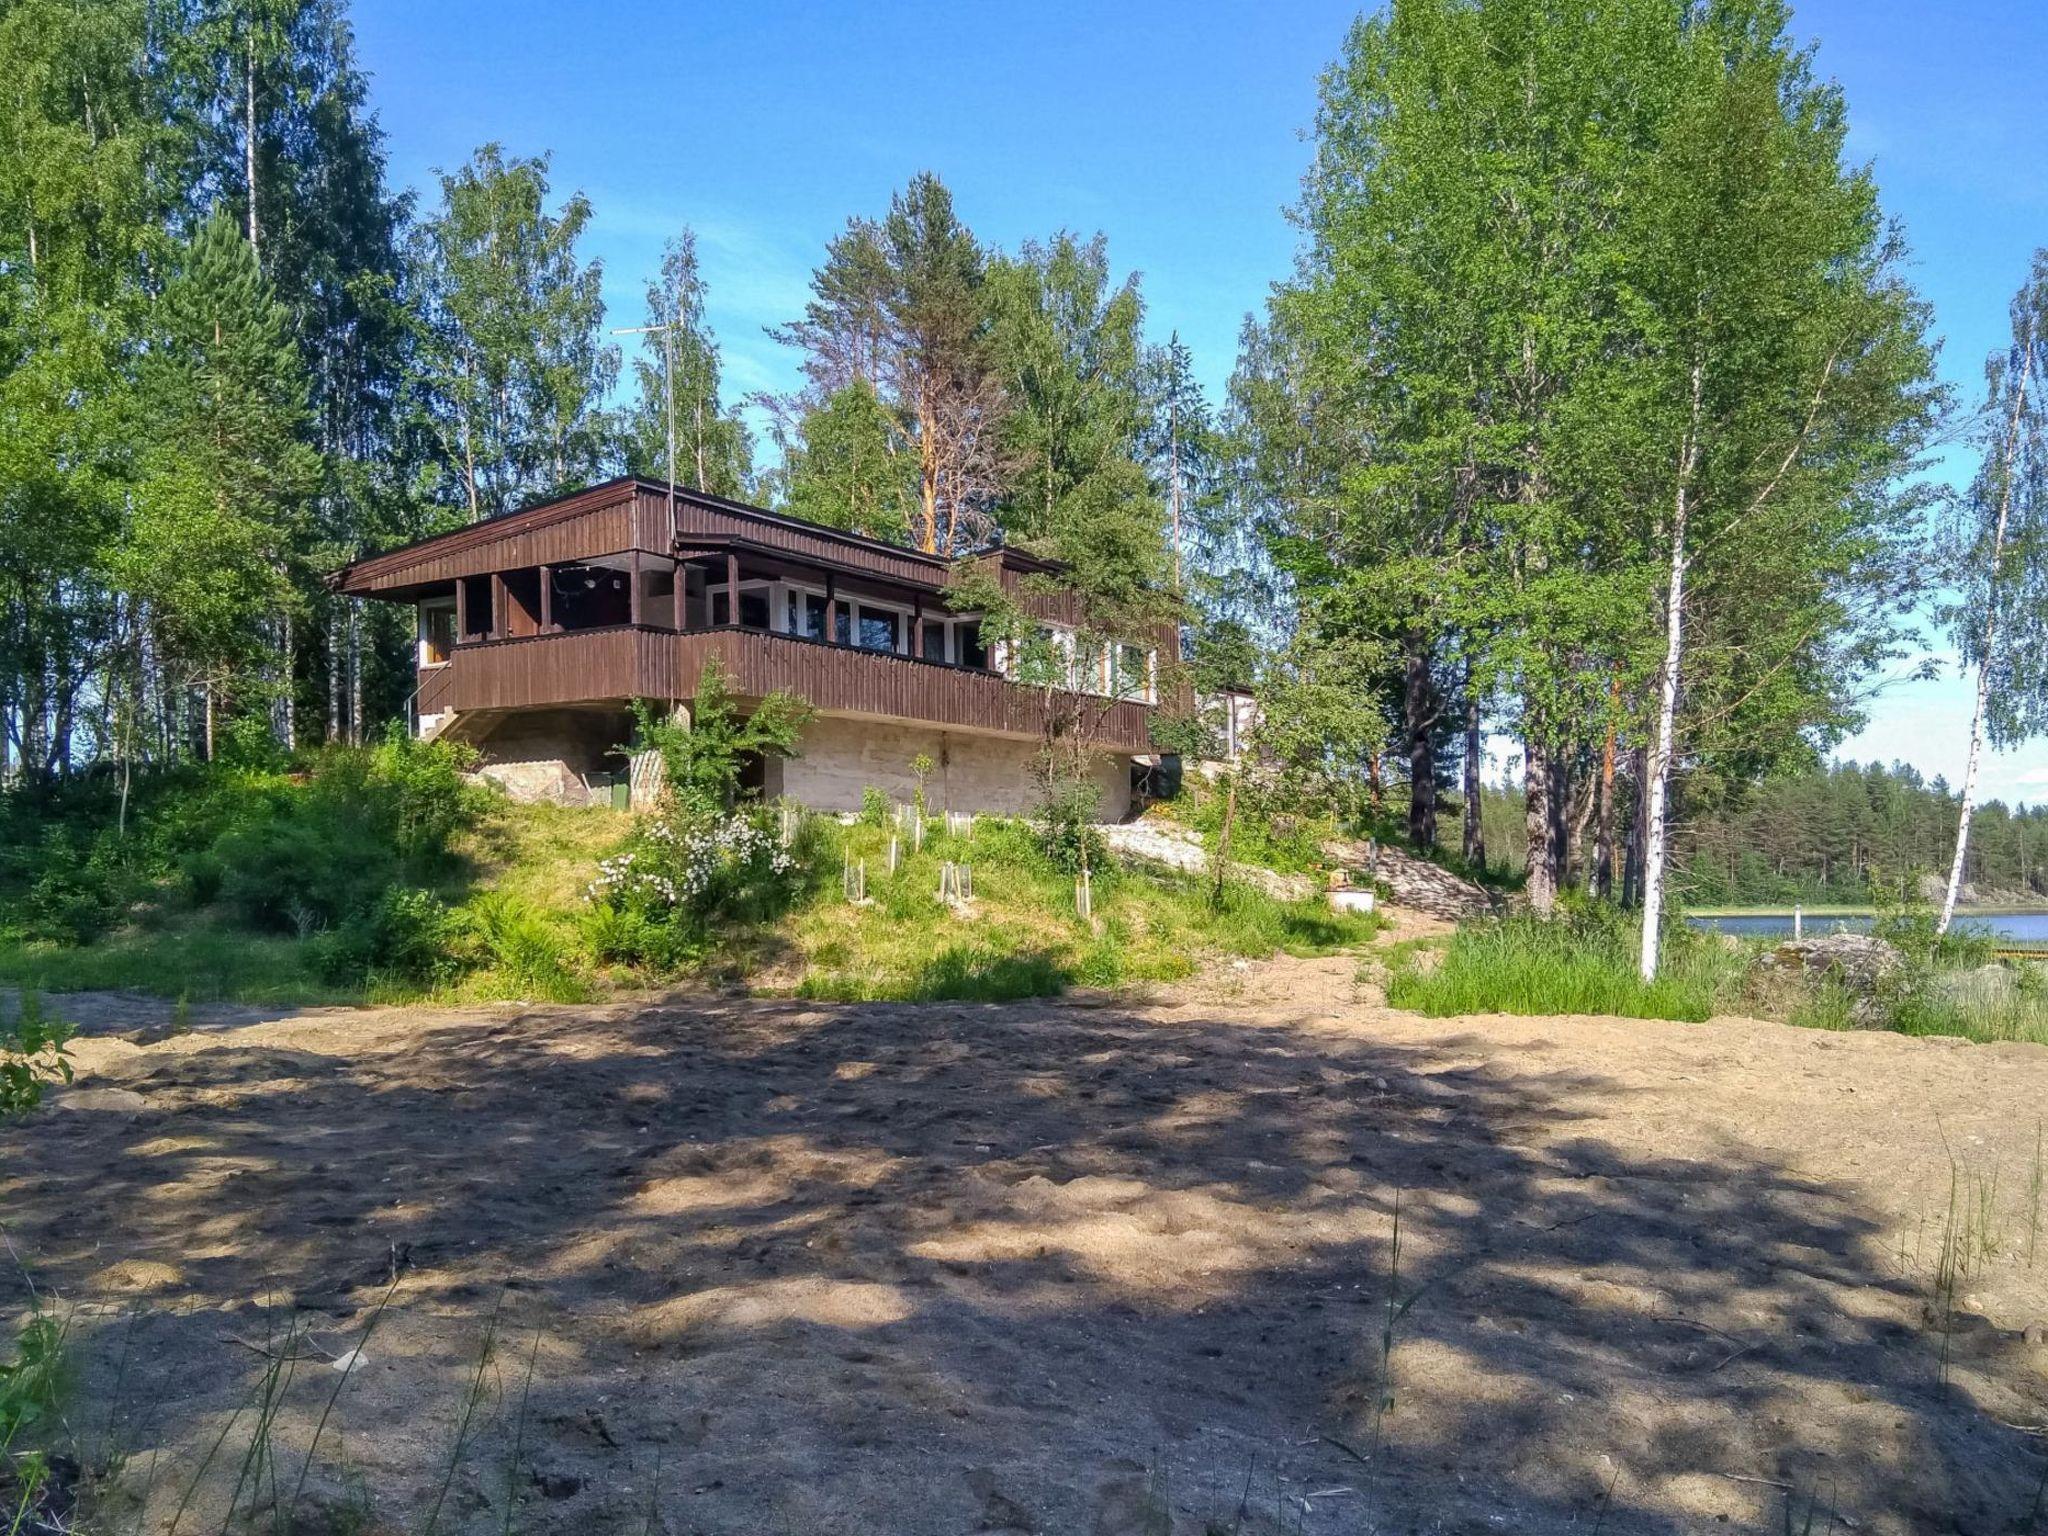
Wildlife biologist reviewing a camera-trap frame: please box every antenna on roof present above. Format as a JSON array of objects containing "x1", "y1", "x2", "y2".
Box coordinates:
[{"x1": 613, "y1": 319, "x2": 681, "y2": 546}]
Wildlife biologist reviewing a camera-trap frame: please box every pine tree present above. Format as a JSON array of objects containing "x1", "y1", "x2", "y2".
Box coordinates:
[
  {"x1": 123, "y1": 211, "x2": 321, "y2": 753},
  {"x1": 774, "y1": 173, "x2": 1007, "y2": 552}
]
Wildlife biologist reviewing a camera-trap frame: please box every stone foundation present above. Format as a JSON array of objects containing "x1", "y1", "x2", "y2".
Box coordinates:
[{"x1": 464, "y1": 707, "x2": 635, "y2": 807}]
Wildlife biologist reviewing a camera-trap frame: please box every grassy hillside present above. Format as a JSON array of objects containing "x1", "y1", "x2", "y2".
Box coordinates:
[{"x1": 0, "y1": 749, "x2": 1377, "y2": 1008}]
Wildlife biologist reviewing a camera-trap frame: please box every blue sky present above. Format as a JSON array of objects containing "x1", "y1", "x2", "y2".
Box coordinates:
[{"x1": 349, "y1": 0, "x2": 2048, "y2": 804}]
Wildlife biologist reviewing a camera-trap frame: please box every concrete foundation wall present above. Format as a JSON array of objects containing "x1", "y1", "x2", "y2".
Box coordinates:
[
  {"x1": 775, "y1": 715, "x2": 1133, "y2": 821},
  {"x1": 459, "y1": 706, "x2": 1135, "y2": 821}
]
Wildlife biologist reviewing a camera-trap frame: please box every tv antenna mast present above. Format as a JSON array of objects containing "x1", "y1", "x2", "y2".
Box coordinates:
[{"x1": 612, "y1": 317, "x2": 680, "y2": 542}]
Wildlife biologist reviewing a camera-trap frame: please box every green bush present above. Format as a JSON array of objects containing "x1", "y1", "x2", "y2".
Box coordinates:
[
  {"x1": 311, "y1": 887, "x2": 463, "y2": 985},
  {"x1": 858, "y1": 785, "x2": 891, "y2": 827},
  {"x1": 179, "y1": 848, "x2": 227, "y2": 906},
  {"x1": 584, "y1": 806, "x2": 806, "y2": 970}
]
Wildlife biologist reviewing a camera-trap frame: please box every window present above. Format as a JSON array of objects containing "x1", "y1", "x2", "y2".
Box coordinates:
[
  {"x1": 957, "y1": 620, "x2": 989, "y2": 670},
  {"x1": 711, "y1": 584, "x2": 771, "y2": 629},
  {"x1": 788, "y1": 590, "x2": 828, "y2": 639},
  {"x1": 420, "y1": 601, "x2": 456, "y2": 666},
  {"x1": 1115, "y1": 643, "x2": 1151, "y2": 701},
  {"x1": 857, "y1": 607, "x2": 901, "y2": 653},
  {"x1": 920, "y1": 619, "x2": 949, "y2": 662}
]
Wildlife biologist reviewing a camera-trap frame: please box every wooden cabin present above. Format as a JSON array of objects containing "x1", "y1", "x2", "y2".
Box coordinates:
[{"x1": 331, "y1": 478, "x2": 1177, "y2": 817}]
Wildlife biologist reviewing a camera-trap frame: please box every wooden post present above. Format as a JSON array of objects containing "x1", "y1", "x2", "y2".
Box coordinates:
[
  {"x1": 538, "y1": 564, "x2": 552, "y2": 632},
  {"x1": 630, "y1": 550, "x2": 643, "y2": 627},
  {"x1": 490, "y1": 572, "x2": 507, "y2": 639},
  {"x1": 725, "y1": 552, "x2": 740, "y2": 628},
  {"x1": 454, "y1": 577, "x2": 467, "y2": 643},
  {"x1": 825, "y1": 571, "x2": 839, "y2": 645},
  {"x1": 912, "y1": 595, "x2": 924, "y2": 658}
]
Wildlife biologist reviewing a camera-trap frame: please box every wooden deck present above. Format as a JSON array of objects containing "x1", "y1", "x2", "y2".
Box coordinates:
[{"x1": 418, "y1": 625, "x2": 1158, "y2": 752}]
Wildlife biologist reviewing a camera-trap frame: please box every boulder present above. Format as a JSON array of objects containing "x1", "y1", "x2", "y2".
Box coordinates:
[
  {"x1": 1322, "y1": 837, "x2": 1499, "y2": 920},
  {"x1": 1096, "y1": 821, "x2": 1315, "y2": 901},
  {"x1": 1757, "y1": 933, "x2": 1903, "y2": 992}
]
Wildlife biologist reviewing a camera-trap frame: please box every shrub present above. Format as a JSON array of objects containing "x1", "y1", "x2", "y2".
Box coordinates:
[
  {"x1": 311, "y1": 887, "x2": 463, "y2": 986},
  {"x1": 858, "y1": 785, "x2": 891, "y2": 827},
  {"x1": 1, "y1": 993, "x2": 74, "y2": 1118},
  {"x1": 179, "y1": 848, "x2": 227, "y2": 906},
  {"x1": 458, "y1": 894, "x2": 583, "y2": 1000},
  {"x1": 586, "y1": 807, "x2": 804, "y2": 970}
]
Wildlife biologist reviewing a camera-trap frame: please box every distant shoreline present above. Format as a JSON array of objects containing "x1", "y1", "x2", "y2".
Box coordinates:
[{"x1": 1689, "y1": 905, "x2": 2048, "y2": 918}]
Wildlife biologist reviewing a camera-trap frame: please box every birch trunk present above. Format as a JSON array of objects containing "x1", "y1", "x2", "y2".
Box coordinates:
[
  {"x1": 1524, "y1": 734, "x2": 1554, "y2": 913},
  {"x1": 1639, "y1": 360, "x2": 1705, "y2": 982},
  {"x1": 349, "y1": 600, "x2": 364, "y2": 746},
  {"x1": 244, "y1": 38, "x2": 260, "y2": 264},
  {"x1": 1940, "y1": 326, "x2": 2031, "y2": 932},
  {"x1": 1462, "y1": 671, "x2": 1485, "y2": 871}
]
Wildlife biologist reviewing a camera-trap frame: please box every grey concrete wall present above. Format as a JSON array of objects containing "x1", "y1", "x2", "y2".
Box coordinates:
[{"x1": 778, "y1": 715, "x2": 1133, "y2": 821}]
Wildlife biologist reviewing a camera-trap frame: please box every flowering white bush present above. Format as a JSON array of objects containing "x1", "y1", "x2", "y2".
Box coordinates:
[{"x1": 587, "y1": 809, "x2": 799, "y2": 923}]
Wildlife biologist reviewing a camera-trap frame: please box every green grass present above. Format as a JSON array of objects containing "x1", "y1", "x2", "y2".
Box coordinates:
[
  {"x1": 0, "y1": 924, "x2": 355, "y2": 1006},
  {"x1": 1, "y1": 794, "x2": 1377, "y2": 1010},
  {"x1": 1387, "y1": 910, "x2": 1748, "y2": 1023},
  {"x1": 774, "y1": 816, "x2": 1379, "y2": 1004}
]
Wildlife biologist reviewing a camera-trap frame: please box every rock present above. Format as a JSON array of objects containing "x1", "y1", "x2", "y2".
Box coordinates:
[
  {"x1": 1322, "y1": 838, "x2": 1498, "y2": 920},
  {"x1": 53, "y1": 1087, "x2": 150, "y2": 1116},
  {"x1": 1751, "y1": 934, "x2": 1904, "y2": 1028},
  {"x1": 532, "y1": 1468, "x2": 582, "y2": 1500},
  {"x1": 1095, "y1": 821, "x2": 1314, "y2": 901},
  {"x1": 1756, "y1": 934, "x2": 1902, "y2": 992}
]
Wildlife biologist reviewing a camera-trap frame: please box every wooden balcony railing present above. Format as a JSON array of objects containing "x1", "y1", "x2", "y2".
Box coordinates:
[{"x1": 414, "y1": 624, "x2": 1158, "y2": 751}]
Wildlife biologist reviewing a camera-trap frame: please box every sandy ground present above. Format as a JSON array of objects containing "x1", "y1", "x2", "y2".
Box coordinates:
[{"x1": 4, "y1": 935, "x2": 2048, "y2": 1535}]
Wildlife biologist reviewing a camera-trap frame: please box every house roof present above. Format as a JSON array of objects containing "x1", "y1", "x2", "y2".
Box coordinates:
[{"x1": 330, "y1": 476, "x2": 1067, "y2": 596}]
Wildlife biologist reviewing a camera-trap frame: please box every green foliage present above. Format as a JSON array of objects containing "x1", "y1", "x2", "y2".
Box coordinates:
[
  {"x1": 776, "y1": 379, "x2": 913, "y2": 541},
  {"x1": 621, "y1": 228, "x2": 753, "y2": 497},
  {"x1": 624, "y1": 658, "x2": 811, "y2": 818},
  {"x1": 408, "y1": 142, "x2": 616, "y2": 518},
  {"x1": 214, "y1": 737, "x2": 486, "y2": 934},
  {"x1": 310, "y1": 886, "x2": 462, "y2": 986},
  {"x1": 0, "y1": 1310, "x2": 70, "y2": 1446},
  {"x1": 457, "y1": 893, "x2": 584, "y2": 1002},
  {"x1": 1, "y1": 991, "x2": 75, "y2": 1117},
  {"x1": 584, "y1": 804, "x2": 805, "y2": 973},
  {"x1": 1389, "y1": 905, "x2": 1747, "y2": 1023},
  {"x1": 858, "y1": 785, "x2": 891, "y2": 827},
  {"x1": 789, "y1": 813, "x2": 1376, "y2": 1002}
]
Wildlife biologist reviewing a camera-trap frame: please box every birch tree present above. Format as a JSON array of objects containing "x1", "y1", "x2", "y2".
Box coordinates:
[
  {"x1": 1628, "y1": 20, "x2": 1938, "y2": 979},
  {"x1": 1938, "y1": 254, "x2": 2048, "y2": 932}
]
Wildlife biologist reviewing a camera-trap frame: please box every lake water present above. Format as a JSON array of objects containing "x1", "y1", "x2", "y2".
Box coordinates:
[{"x1": 1690, "y1": 911, "x2": 2048, "y2": 944}]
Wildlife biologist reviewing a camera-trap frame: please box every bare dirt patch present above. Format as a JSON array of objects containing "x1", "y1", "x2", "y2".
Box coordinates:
[{"x1": 4, "y1": 955, "x2": 2047, "y2": 1534}]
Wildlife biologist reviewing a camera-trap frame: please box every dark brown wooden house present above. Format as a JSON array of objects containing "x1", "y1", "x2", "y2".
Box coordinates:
[{"x1": 331, "y1": 477, "x2": 1174, "y2": 815}]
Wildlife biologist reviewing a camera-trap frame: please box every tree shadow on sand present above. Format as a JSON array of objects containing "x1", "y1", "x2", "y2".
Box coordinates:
[{"x1": 3, "y1": 987, "x2": 2045, "y2": 1534}]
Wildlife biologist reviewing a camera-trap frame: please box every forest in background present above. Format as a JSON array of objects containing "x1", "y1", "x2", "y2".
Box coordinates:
[
  {"x1": 1464, "y1": 759, "x2": 2048, "y2": 906},
  {"x1": 4, "y1": 0, "x2": 2046, "y2": 971}
]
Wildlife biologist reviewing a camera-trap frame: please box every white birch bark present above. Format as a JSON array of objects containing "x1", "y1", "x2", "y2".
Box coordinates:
[
  {"x1": 1639, "y1": 360, "x2": 1704, "y2": 983},
  {"x1": 1940, "y1": 327, "x2": 2032, "y2": 933}
]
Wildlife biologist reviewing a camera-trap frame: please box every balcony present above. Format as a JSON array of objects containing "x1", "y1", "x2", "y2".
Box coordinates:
[{"x1": 416, "y1": 624, "x2": 1158, "y2": 752}]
